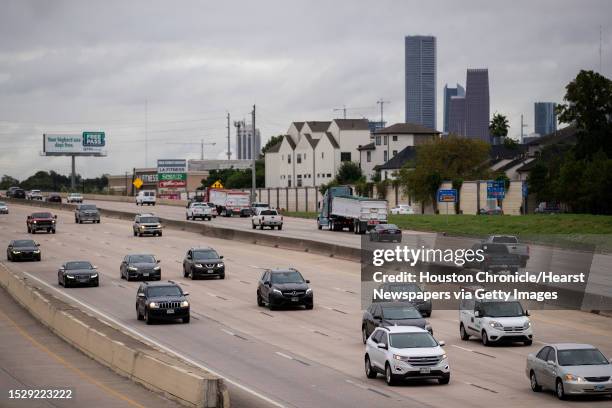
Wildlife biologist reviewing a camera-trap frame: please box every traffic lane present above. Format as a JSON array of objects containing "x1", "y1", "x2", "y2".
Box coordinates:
[
  {"x1": 4, "y1": 205, "x2": 612, "y2": 407},
  {"x1": 0, "y1": 286, "x2": 181, "y2": 408}
]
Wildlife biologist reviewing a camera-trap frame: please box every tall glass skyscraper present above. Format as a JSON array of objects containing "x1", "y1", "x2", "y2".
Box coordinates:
[
  {"x1": 443, "y1": 84, "x2": 465, "y2": 133},
  {"x1": 465, "y1": 69, "x2": 490, "y2": 142},
  {"x1": 534, "y1": 102, "x2": 557, "y2": 136},
  {"x1": 405, "y1": 35, "x2": 437, "y2": 130}
]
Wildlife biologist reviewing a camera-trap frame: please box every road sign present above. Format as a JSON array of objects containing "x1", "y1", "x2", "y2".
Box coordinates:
[
  {"x1": 487, "y1": 180, "x2": 506, "y2": 199},
  {"x1": 132, "y1": 178, "x2": 143, "y2": 189},
  {"x1": 43, "y1": 133, "x2": 107, "y2": 156},
  {"x1": 522, "y1": 183, "x2": 528, "y2": 197},
  {"x1": 211, "y1": 180, "x2": 224, "y2": 189},
  {"x1": 82, "y1": 131, "x2": 106, "y2": 147},
  {"x1": 158, "y1": 173, "x2": 187, "y2": 181},
  {"x1": 437, "y1": 189, "x2": 457, "y2": 203}
]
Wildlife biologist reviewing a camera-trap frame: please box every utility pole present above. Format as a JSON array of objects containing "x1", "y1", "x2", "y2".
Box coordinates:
[
  {"x1": 520, "y1": 114, "x2": 528, "y2": 143},
  {"x1": 226, "y1": 112, "x2": 231, "y2": 160},
  {"x1": 377, "y1": 99, "x2": 389, "y2": 125},
  {"x1": 145, "y1": 99, "x2": 148, "y2": 167},
  {"x1": 333, "y1": 105, "x2": 347, "y2": 119},
  {"x1": 600, "y1": 25, "x2": 603, "y2": 73},
  {"x1": 71, "y1": 155, "x2": 76, "y2": 190},
  {"x1": 166, "y1": 140, "x2": 215, "y2": 160},
  {"x1": 251, "y1": 105, "x2": 256, "y2": 204}
]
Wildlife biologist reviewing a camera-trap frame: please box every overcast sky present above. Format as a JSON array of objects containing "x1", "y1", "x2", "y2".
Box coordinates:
[{"x1": 0, "y1": 0, "x2": 610, "y2": 178}]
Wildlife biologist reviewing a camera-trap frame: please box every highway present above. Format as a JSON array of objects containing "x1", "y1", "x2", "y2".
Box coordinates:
[{"x1": 1, "y1": 203, "x2": 612, "y2": 407}]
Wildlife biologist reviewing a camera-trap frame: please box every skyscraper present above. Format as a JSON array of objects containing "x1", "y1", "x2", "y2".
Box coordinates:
[
  {"x1": 534, "y1": 102, "x2": 557, "y2": 136},
  {"x1": 447, "y1": 96, "x2": 466, "y2": 136},
  {"x1": 234, "y1": 120, "x2": 261, "y2": 160},
  {"x1": 443, "y1": 84, "x2": 465, "y2": 133},
  {"x1": 465, "y1": 69, "x2": 490, "y2": 142},
  {"x1": 405, "y1": 35, "x2": 437, "y2": 130}
]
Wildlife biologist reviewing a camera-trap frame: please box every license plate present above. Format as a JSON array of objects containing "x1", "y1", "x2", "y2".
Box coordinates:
[
  {"x1": 143, "y1": 273, "x2": 149, "y2": 277},
  {"x1": 166, "y1": 309, "x2": 174, "y2": 314},
  {"x1": 594, "y1": 385, "x2": 604, "y2": 391},
  {"x1": 420, "y1": 367, "x2": 431, "y2": 374},
  {"x1": 207, "y1": 269, "x2": 214, "y2": 273},
  {"x1": 291, "y1": 297, "x2": 299, "y2": 302}
]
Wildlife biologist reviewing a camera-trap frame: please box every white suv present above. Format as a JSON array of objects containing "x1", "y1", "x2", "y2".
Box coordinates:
[
  {"x1": 459, "y1": 297, "x2": 533, "y2": 346},
  {"x1": 364, "y1": 326, "x2": 450, "y2": 385}
]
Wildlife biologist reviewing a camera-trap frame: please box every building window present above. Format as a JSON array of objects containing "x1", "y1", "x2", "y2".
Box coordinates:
[
  {"x1": 288, "y1": 179, "x2": 292, "y2": 187},
  {"x1": 304, "y1": 153, "x2": 306, "y2": 160},
  {"x1": 340, "y1": 152, "x2": 351, "y2": 162},
  {"x1": 385, "y1": 171, "x2": 388, "y2": 180},
  {"x1": 321, "y1": 152, "x2": 324, "y2": 159},
  {"x1": 384, "y1": 150, "x2": 388, "y2": 162},
  {"x1": 383, "y1": 135, "x2": 388, "y2": 145},
  {"x1": 317, "y1": 173, "x2": 320, "y2": 178},
  {"x1": 297, "y1": 153, "x2": 302, "y2": 164},
  {"x1": 288, "y1": 155, "x2": 291, "y2": 164},
  {"x1": 366, "y1": 151, "x2": 371, "y2": 162},
  {"x1": 393, "y1": 150, "x2": 398, "y2": 157},
  {"x1": 375, "y1": 135, "x2": 381, "y2": 145},
  {"x1": 392, "y1": 135, "x2": 398, "y2": 142},
  {"x1": 327, "y1": 173, "x2": 332, "y2": 178},
  {"x1": 297, "y1": 178, "x2": 302, "y2": 187}
]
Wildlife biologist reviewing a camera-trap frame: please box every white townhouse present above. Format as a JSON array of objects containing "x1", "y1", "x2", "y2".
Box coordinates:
[{"x1": 264, "y1": 119, "x2": 371, "y2": 187}]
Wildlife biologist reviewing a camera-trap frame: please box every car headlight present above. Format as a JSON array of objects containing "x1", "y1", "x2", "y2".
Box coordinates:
[
  {"x1": 489, "y1": 321, "x2": 503, "y2": 329},
  {"x1": 393, "y1": 354, "x2": 409, "y2": 362},
  {"x1": 66, "y1": 274, "x2": 74, "y2": 278},
  {"x1": 564, "y1": 374, "x2": 585, "y2": 382},
  {"x1": 32, "y1": 220, "x2": 37, "y2": 224},
  {"x1": 12, "y1": 250, "x2": 21, "y2": 254},
  {"x1": 148, "y1": 302, "x2": 159, "y2": 309},
  {"x1": 51, "y1": 220, "x2": 56, "y2": 223},
  {"x1": 33, "y1": 250, "x2": 40, "y2": 253},
  {"x1": 306, "y1": 288, "x2": 313, "y2": 295},
  {"x1": 272, "y1": 288, "x2": 282, "y2": 295},
  {"x1": 194, "y1": 263, "x2": 203, "y2": 268},
  {"x1": 127, "y1": 266, "x2": 138, "y2": 271},
  {"x1": 140, "y1": 225, "x2": 146, "y2": 229},
  {"x1": 180, "y1": 300, "x2": 189, "y2": 307},
  {"x1": 440, "y1": 353, "x2": 447, "y2": 360},
  {"x1": 153, "y1": 266, "x2": 161, "y2": 271},
  {"x1": 91, "y1": 274, "x2": 98, "y2": 278},
  {"x1": 156, "y1": 224, "x2": 162, "y2": 228},
  {"x1": 523, "y1": 321, "x2": 531, "y2": 329},
  {"x1": 216, "y1": 263, "x2": 224, "y2": 267}
]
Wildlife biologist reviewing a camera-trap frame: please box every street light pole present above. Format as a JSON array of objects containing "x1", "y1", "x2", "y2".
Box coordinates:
[{"x1": 251, "y1": 104, "x2": 256, "y2": 204}]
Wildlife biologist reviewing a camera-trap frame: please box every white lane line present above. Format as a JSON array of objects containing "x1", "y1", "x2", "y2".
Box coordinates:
[
  {"x1": 345, "y1": 379, "x2": 368, "y2": 390},
  {"x1": 275, "y1": 351, "x2": 293, "y2": 360},
  {"x1": 221, "y1": 328, "x2": 236, "y2": 336},
  {"x1": 451, "y1": 344, "x2": 473, "y2": 352},
  {"x1": 18, "y1": 270, "x2": 286, "y2": 408}
]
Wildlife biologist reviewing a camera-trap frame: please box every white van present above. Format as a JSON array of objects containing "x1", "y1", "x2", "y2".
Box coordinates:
[
  {"x1": 136, "y1": 190, "x2": 156, "y2": 206},
  {"x1": 459, "y1": 297, "x2": 533, "y2": 346}
]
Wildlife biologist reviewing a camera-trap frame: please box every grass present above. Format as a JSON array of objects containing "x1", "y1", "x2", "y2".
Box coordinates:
[{"x1": 283, "y1": 212, "x2": 612, "y2": 251}]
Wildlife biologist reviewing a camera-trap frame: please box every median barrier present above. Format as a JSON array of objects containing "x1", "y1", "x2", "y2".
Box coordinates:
[{"x1": 0, "y1": 263, "x2": 228, "y2": 407}]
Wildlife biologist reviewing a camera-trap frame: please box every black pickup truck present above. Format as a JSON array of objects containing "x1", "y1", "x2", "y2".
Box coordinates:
[{"x1": 467, "y1": 242, "x2": 521, "y2": 273}]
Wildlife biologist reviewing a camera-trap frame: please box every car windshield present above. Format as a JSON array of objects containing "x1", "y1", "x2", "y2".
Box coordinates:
[
  {"x1": 32, "y1": 212, "x2": 52, "y2": 218},
  {"x1": 65, "y1": 261, "x2": 93, "y2": 270},
  {"x1": 70, "y1": 193, "x2": 81, "y2": 197},
  {"x1": 492, "y1": 236, "x2": 518, "y2": 243},
  {"x1": 193, "y1": 250, "x2": 219, "y2": 260},
  {"x1": 13, "y1": 240, "x2": 36, "y2": 247},
  {"x1": 557, "y1": 349, "x2": 609, "y2": 366},
  {"x1": 0, "y1": 202, "x2": 6, "y2": 206},
  {"x1": 271, "y1": 271, "x2": 304, "y2": 284},
  {"x1": 382, "y1": 306, "x2": 421, "y2": 320},
  {"x1": 206, "y1": 203, "x2": 215, "y2": 207},
  {"x1": 481, "y1": 301, "x2": 524, "y2": 317},
  {"x1": 260, "y1": 210, "x2": 277, "y2": 215},
  {"x1": 129, "y1": 255, "x2": 156, "y2": 263},
  {"x1": 80, "y1": 205, "x2": 96, "y2": 210},
  {"x1": 390, "y1": 332, "x2": 438, "y2": 348},
  {"x1": 139, "y1": 217, "x2": 160, "y2": 223},
  {"x1": 148, "y1": 286, "x2": 182, "y2": 297},
  {"x1": 380, "y1": 224, "x2": 398, "y2": 230},
  {"x1": 191, "y1": 203, "x2": 205, "y2": 207}
]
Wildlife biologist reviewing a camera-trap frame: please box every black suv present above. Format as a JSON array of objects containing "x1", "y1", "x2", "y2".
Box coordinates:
[
  {"x1": 182, "y1": 247, "x2": 225, "y2": 279},
  {"x1": 132, "y1": 213, "x2": 163, "y2": 237},
  {"x1": 136, "y1": 281, "x2": 190, "y2": 324},
  {"x1": 7, "y1": 239, "x2": 41, "y2": 261},
  {"x1": 7, "y1": 187, "x2": 26, "y2": 199},
  {"x1": 257, "y1": 268, "x2": 313, "y2": 310},
  {"x1": 362, "y1": 302, "x2": 432, "y2": 344},
  {"x1": 120, "y1": 254, "x2": 161, "y2": 281}
]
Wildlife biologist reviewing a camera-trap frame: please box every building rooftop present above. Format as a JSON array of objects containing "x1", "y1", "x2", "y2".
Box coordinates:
[
  {"x1": 375, "y1": 122, "x2": 440, "y2": 135},
  {"x1": 325, "y1": 132, "x2": 340, "y2": 149},
  {"x1": 357, "y1": 142, "x2": 375, "y2": 151},
  {"x1": 305, "y1": 121, "x2": 332, "y2": 133},
  {"x1": 333, "y1": 118, "x2": 370, "y2": 131},
  {"x1": 375, "y1": 146, "x2": 417, "y2": 171}
]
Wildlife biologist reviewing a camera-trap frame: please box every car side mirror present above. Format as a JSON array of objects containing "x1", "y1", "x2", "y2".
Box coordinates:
[
  {"x1": 59, "y1": 268, "x2": 65, "y2": 272},
  {"x1": 137, "y1": 293, "x2": 145, "y2": 298},
  {"x1": 27, "y1": 216, "x2": 31, "y2": 219},
  {"x1": 54, "y1": 215, "x2": 57, "y2": 219},
  {"x1": 475, "y1": 310, "x2": 481, "y2": 318},
  {"x1": 438, "y1": 340, "x2": 446, "y2": 347},
  {"x1": 373, "y1": 315, "x2": 381, "y2": 320},
  {"x1": 156, "y1": 259, "x2": 161, "y2": 263},
  {"x1": 36, "y1": 243, "x2": 40, "y2": 246},
  {"x1": 305, "y1": 279, "x2": 310, "y2": 283},
  {"x1": 183, "y1": 292, "x2": 189, "y2": 296},
  {"x1": 186, "y1": 255, "x2": 192, "y2": 260},
  {"x1": 92, "y1": 265, "x2": 98, "y2": 269},
  {"x1": 377, "y1": 343, "x2": 387, "y2": 350},
  {"x1": 264, "y1": 281, "x2": 270, "y2": 286},
  {"x1": 524, "y1": 310, "x2": 530, "y2": 316},
  {"x1": 220, "y1": 255, "x2": 224, "y2": 259}
]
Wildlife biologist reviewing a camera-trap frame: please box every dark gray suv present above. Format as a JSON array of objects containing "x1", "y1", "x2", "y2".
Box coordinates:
[{"x1": 75, "y1": 204, "x2": 100, "y2": 224}]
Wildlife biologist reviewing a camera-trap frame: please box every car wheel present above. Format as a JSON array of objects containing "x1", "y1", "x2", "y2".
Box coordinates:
[
  {"x1": 219, "y1": 274, "x2": 225, "y2": 280},
  {"x1": 524, "y1": 339, "x2": 533, "y2": 346},
  {"x1": 556, "y1": 379, "x2": 566, "y2": 400},
  {"x1": 305, "y1": 304, "x2": 313, "y2": 310},
  {"x1": 385, "y1": 363, "x2": 397, "y2": 386},
  {"x1": 138, "y1": 232, "x2": 143, "y2": 237},
  {"x1": 136, "y1": 306, "x2": 143, "y2": 320},
  {"x1": 362, "y1": 326, "x2": 368, "y2": 344},
  {"x1": 252, "y1": 223, "x2": 256, "y2": 229},
  {"x1": 182, "y1": 316, "x2": 190, "y2": 324},
  {"x1": 481, "y1": 331, "x2": 490, "y2": 346},
  {"x1": 31, "y1": 229, "x2": 35, "y2": 234},
  {"x1": 438, "y1": 374, "x2": 450, "y2": 385},
  {"x1": 36, "y1": 255, "x2": 41, "y2": 262},
  {"x1": 75, "y1": 218, "x2": 78, "y2": 223},
  {"x1": 79, "y1": 219, "x2": 83, "y2": 224},
  {"x1": 460, "y1": 324, "x2": 470, "y2": 340},
  {"x1": 158, "y1": 232, "x2": 162, "y2": 237},
  {"x1": 52, "y1": 229, "x2": 55, "y2": 234},
  {"x1": 186, "y1": 214, "x2": 189, "y2": 220},
  {"x1": 183, "y1": 266, "x2": 188, "y2": 278},
  {"x1": 365, "y1": 355, "x2": 377, "y2": 379},
  {"x1": 145, "y1": 310, "x2": 153, "y2": 325},
  {"x1": 530, "y1": 371, "x2": 541, "y2": 392},
  {"x1": 257, "y1": 292, "x2": 264, "y2": 307},
  {"x1": 133, "y1": 230, "x2": 137, "y2": 236}
]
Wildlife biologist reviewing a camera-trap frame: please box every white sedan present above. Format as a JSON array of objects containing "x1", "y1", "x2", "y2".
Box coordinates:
[{"x1": 390, "y1": 205, "x2": 415, "y2": 215}]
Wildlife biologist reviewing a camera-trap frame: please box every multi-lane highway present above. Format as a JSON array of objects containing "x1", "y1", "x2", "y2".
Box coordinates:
[{"x1": 1, "y1": 203, "x2": 612, "y2": 407}]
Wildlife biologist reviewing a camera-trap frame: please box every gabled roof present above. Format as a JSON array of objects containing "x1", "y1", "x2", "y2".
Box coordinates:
[
  {"x1": 303, "y1": 134, "x2": 320, "y2": 149},
  {"x1": 374, "y1": 146, "x2": 417, "y2": 170},
  {"x1": 291, "y1": 122, "x2": 305, "y2": 132},
  {"x1": 525, "y1": 125, "x2": 577, "y2": 147},
  {"x1": 357, "y1": 142, "x2": 375, "y2": 151},
  {"x1": 266, "y1": 140, "x2": 282, "y2": 153},
  {"x1": 516, "y1": 159, "x2": 542, "y2": 173},
  {"x1": 284, "y1": 135, "x2": 296, "y2": 149},
  {"x1": 374, "y1": 122, "x2": 440, "y2": 135},
  {"x1": 333, "y1": 118, "x2": 370, "y2": 131},
  {"x1": 305, "y1": 121, "x2": 331, "y2": 133},
  {"x1": 325, "y1": 132, "x2": 340, "y2": 149}
]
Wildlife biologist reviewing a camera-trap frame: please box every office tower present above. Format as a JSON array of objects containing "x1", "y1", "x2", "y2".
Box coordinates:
[
  {"x1": 534, "y1": 102, "x2": 557, "y2": 136},
  {"x1": 464, "y1": 69, "x2": 490, "y2": 142},
  {"x1": 443, "y1": 84, "x2": 465, "y2": 133},
  {"x1": 234, "y1": 120, "x2": 261, "y2": 160},
  {"x1": 448, "y1": 96, "x2": 466, "y2": 136},
  {"x1": 405, "y1": 35, "x2": 437, "y2": 130}
]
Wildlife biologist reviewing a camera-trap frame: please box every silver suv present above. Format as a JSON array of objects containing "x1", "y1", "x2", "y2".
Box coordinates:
[
  {"x1": 75, "y1": 204, "x2": 100, "y2": 224},
  {"x1": 133, "y1": 213, "x2": 163, "y2": 237}
]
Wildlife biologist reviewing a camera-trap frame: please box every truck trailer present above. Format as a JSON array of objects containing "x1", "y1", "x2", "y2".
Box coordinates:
[
  {"x1": 316, "y1": 186, "x2": 387, "y2": 234},
  {"x1": 208, "y1": 189, "x2": 250, "y2": 217}
]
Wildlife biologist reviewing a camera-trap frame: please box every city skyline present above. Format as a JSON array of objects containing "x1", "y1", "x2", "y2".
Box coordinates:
[
  {"x1": 534, "y1": 102, "x2": 557, "y2": 136},
  {"x1": 405, "y1": 35, "x2": 437, "y2": 130}
]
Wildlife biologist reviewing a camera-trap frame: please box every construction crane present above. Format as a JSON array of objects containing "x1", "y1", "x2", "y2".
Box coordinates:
[
  {"x1": 166, "y1": 139, "x2": 216, "y2": 160},
  {"x1": 333, "y1": 105, "x2": 378, "y2": 119}
]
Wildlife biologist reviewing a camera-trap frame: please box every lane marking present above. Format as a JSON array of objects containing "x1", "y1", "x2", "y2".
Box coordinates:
[
  {"x1": 17, "y1": 270, "x2": 287, "y2": 408},
  {"x1": 0, "y1": 308, "x2": 147, "y2": 408},
  {"x1": 451, "y1": 344, "x2": 473, "y2": 352},
  {"x1": 222, "y1": 328, "x2": 236, "y2": 336},
  {"x1": 240, "y1": 280, "x2": 251, "y2": 285},
  {"x1": 467, "y1": 383, "x2": 498, "y2": 393},
  {"x1": 313, "y1": 330, "x2": 329, "y2": 337},
  {"x1": 451, "y1": 344, "x2": 496, "y2": 358},
  {"x1": 260, "y1": 311, "x2": 274, "y2": 318},
  {"x1": 274, "y1": 351, "x2": 310, "y2": 366},
  {"x1": 275, "y1": 351, "x2": 293, "y2": 360},
  {"x1": 367, "y1": 388, "x2": 390, "y2": 398}
]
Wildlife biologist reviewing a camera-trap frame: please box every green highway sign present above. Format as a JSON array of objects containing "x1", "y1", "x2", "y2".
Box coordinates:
[
  {"x1": 82, "y1": 131, "x2": 106, "y2": 147},
  {"x1": 158, "y1": 173, "x2": 187, "y2": 181}
]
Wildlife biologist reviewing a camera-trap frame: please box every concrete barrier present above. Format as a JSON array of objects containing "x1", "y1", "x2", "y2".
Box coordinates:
[{"x1": 0, "y1": 263, "x2": 228, "y2": 408}]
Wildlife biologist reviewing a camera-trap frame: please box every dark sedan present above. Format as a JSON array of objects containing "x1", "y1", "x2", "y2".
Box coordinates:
[
  {"x1": 58, "y1": 261, "x2": 99, "y2": 287},
  {"x1": 362, "y1": 302, "x2": 432, "y2": 343},
  {"x1": 182, "y1": 247, "x2": 225, "y2": 279},
  {"x1": 6, "y1": 239, "x2": 41, "y2": 261},
  {"x1": 120, "y1": 254, "x2": 161, "y2": 281},
  {"x1": 369, "y1": 224, "x2": 402, "y2": 242},
  {"x1": 257, "y1": 268, "x2": 313, "y2": 310},
  {"x1": 373, "y1": 282, "x2": 432, "y2": 317},
  {"x1": 47, "y1": 193, "x2": 62, "y2": 203}
]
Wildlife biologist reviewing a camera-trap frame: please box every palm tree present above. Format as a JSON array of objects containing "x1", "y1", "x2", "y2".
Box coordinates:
[{"x1": 489, "y1": 113, "x2": 509, "y2": 142}]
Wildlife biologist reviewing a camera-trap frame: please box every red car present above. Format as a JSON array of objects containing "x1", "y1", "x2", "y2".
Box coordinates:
[{"x1": 26, "y1": 211, "x2": 57, "y2": 234}]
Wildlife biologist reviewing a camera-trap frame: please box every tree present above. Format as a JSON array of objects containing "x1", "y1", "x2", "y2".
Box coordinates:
[
  {"x1": 335, "y1": 161, "x2": 363, "y2": 184},
  {"x1": 489, "y1": 113, "x2": 509, "y2": 138},
  {"x1": 261, "y1": 135, "x2": 284, "y2": 156},
  {"x1": 557, "y1": 70, "x2": 612, "y2": 159},
  {"x1": 201, "y1": 160, "x2": 265, "y2": 189},
  {"x1": 0, "y1": 175, "x2": 20, "y2": 189}
]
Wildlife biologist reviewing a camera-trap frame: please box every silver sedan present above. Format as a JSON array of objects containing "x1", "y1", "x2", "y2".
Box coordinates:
[{"x1": 526, "y1": 343, "x2": 612, "y2": 399}]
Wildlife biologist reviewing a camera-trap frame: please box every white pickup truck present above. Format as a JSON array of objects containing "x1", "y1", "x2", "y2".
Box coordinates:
[
  {"x1": 27, "y1": 190, "x2": 43, "y2": 200},
  {"x1": 252, "y1": 208, "x2": 283, "y2": 230},
  {"x1": 186, "y1": 202, "x2": 213, "y2": 221},
  {"x1": 484, "y1": 235, "x2": 530, "y2": 267}
]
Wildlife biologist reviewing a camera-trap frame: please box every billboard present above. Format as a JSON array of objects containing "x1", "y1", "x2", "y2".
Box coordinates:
[
  {"x1": 43, "y1": 132, "x2": 107, "y2": 156},
  {"x1": 157, "y1": 159, "x2": 187, "y2": 199}
]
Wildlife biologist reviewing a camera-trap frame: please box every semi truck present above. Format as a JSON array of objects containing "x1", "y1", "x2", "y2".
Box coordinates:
[
  {"x1": 208, "y1": 189, "x2": 251, "y2": 217},
  {"x1": 316, "y1": 186, "x2": 387, "y2": 234}
]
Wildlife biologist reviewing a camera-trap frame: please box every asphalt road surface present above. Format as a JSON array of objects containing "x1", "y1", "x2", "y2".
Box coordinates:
[{"x1": 1, "y1": 203, "x2": 611, "y2": 407}]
